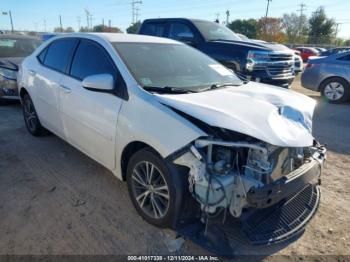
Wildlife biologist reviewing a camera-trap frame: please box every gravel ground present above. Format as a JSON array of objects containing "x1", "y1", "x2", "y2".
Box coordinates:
[{"x1": 0, "y1": 76, "x2": 349, "y2": 260}]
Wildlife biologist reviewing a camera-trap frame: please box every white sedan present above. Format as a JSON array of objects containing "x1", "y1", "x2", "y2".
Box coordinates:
[{"x1": 18, "y1": 33, "x2": 326, "y2": 245}]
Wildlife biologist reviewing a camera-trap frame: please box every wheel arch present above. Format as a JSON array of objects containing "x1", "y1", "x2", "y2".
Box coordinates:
[
  {"x1": 318, "y1": 75, "x2": 349, "y2": 92},
  {"x1": 120, "y1": 141, "x2": 160, "y2": 181}
]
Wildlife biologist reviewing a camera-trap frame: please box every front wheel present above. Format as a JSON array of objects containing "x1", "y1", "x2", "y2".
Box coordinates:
[{"x1": 126, "y1": 148, "x2": 186, "y2": 228}]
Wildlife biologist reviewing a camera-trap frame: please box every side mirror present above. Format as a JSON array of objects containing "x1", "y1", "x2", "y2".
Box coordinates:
[{"x1": 82, "y1": 74, "x2": 114, "y2": 91}]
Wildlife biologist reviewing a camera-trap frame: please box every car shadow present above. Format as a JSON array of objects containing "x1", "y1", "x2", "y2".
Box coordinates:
[{"x1": 311, "y1": 97, "x2": 350, "y2": 155}]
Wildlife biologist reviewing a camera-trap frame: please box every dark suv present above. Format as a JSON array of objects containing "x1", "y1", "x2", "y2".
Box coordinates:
[{"x1": 139, "y1": 18, "x2": 295, "y2": 87}]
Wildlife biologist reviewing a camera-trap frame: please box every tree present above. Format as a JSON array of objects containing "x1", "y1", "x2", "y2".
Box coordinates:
[
  {"x1": 127, "y1": 21, "x2": 141, "y2": 34},
  {"x1": 54, "y1": 27, "x2": 75, "y2": 33},
  {"x1": 258, "y1": 17, "x2": 286, "y2": 42},
  {"x1": 283, "y1": 12, "x2": 308, "y2": 43},
  {"x1": 308, "y1": 6, "x2": 336, "y2": 44},
  {"x1": 92, "y1": 24, "x2": 123, "y2": 33},
  {"x1": 227, "y1": 19, "x2": 258, "y2": 39}
]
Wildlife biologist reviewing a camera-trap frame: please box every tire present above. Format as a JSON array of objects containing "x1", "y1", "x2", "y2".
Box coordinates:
[
  {"x1": 126, "y1": 147, "x2": 186, "y2": 228},
  {"x1": 22, "y1": 93, "x2": 48, "y2": 136},
  {"x1": 320, "y1": 77, "x2": 350, "y2": 104}
]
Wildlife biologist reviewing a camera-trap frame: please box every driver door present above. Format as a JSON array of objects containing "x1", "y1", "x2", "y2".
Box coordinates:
[{"x1": 59, "y1": 39, "x2": 124, "y2": 170}]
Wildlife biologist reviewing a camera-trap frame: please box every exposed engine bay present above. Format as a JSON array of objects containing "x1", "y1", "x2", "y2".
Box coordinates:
[{"x1": 174, "y1": 133, "x2": 326, "y2": 220}]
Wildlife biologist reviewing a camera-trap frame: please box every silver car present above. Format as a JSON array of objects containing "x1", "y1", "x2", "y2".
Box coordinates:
[{"x1": 301, "y1": 51, "x2": 350, "y2": 103}]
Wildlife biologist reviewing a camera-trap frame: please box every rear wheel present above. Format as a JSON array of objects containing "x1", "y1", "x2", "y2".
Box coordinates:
[
  {"x1": 320, "y1": 77, "x2": 350, "y2": 103},
  {"x1": 22, "y1": 93, "x2": 47, "y2": 136},
  {"x1": 126, "y1": 148, "x2": 185, "y2": 228}
]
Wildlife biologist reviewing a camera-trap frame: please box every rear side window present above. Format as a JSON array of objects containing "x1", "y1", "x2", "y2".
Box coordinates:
[
  {"x1": 70, "y1": 40, "x2": 115, "y2": 80},
  {"x1": 141, "y1": 23, "x2": 165, "y2": 37},
  {"x1": 168, "y1": 23, "x2": 194, "y2": 40},
  {"x1": 43, "y1": 39, "x2": 77, "y2": 73}
]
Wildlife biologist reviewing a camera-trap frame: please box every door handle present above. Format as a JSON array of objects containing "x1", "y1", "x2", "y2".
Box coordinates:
[
  {"x1": 29, "y1": 70, "x2": 36, "y2": 76},
  {"x1": 60, "y1": 85, "x2": 72, "y2": 93}
]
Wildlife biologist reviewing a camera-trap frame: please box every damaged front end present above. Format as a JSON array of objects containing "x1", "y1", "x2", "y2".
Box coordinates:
[{"x1": 173, "y1": 132, "x2": 326, "y2": 245}]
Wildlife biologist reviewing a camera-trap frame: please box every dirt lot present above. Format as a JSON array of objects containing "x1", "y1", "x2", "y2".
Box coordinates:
[{"x1": 0, "y1": 77, "x2": 349, "y2": 259}]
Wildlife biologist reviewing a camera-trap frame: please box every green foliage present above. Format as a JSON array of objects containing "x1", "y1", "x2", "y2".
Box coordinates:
[
  {"x1": 127, "y1": 21, "x2": 142, "y2": 34},
  {"x1": 227, "y1": 19, "x2": 258, "y2": 39},
  {"x1": 92, "y1": 24, "x2": 123, "y2": 33},
  {"x1": 283, "y1": 12, "x2": 308, "y2": 44},
  {"x1": 308, "y1": 6, "x2": 336, "y2": 44},
  {"x1": 54, "y1": 27, "x2": 75, "y2": 33}
]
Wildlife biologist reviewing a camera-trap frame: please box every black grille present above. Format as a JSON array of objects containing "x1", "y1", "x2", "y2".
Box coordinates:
[
  {"x1": 268, "y1": 64, "x2": 294, "y2": 76},
  {"x1": 269, "y1": 53, "x2": 293, "y2": 61},
  {"x1": 241, "y1": 184, "x2": 320, "y2": 245}
]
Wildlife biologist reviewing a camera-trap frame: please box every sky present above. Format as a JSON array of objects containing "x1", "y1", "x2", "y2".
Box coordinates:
[{"x1": 0, "y1": 0, "x2": 349, "y2": 39}]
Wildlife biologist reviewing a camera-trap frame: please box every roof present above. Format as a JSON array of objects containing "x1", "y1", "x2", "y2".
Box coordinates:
[
  {"x1": 143, "y1": 18, "x2": 209, "y2": 23},
  {"x1": 53, "y1": 32, "x2": 180, "y2": 44}
]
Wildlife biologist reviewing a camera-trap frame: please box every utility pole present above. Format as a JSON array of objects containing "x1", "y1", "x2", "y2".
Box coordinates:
[
  {"x1": 264, "y1": 0, "x2": 272, "y2": 35},
  {"x1": 108, "y1": 19, "x2": 111, "y2": 29},
  {"x1": 225, "y1": 9, "x2": 230, "y2": 25},
  {"x1": 59, "y1": 15, "x2": 63, "y2": 32},
  {"x1": 131, "y1": 0, "x2": 142, "y2": 24},
  {"x1": 77, "y1": 16, "x2": 81, "y2": 31},
  {"x1": 1, "y1": 11, "x2": 14, "y2": 32},
  {"x1": 297, "y1": 2, "x2": 306, "y2": 36},
  {"x1": 265, "y1": 0, "x2": 272, "y2": 20},
  {"x1": 90, "y1": 14, "x2": 93, "y2": 30},
  {"x1": 9, "y1": 11, "x2": 14, "y2": 33},
  {"x1": 43, "y1": 19, "x2": 47, "y2": 32},
  {"x1": 135, "y1": 8, "x2": 140, "y2": 23},
  {"x1": 85, "y1": 9, "x2": 90, "y2": 31}
]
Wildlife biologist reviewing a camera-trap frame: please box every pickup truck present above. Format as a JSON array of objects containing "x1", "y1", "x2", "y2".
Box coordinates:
[{"x1": 139, "y1": 18, "x2": 295, "y2": 88}]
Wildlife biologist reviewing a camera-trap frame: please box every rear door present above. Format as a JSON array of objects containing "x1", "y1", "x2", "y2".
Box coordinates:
[
  {"x1": 32, "y1": 38, "x2": 77, "y2": 137},
  {"x1": 59, "y1": 39, "x2": 125, "y2": 170},
  {"x1": 139, "y1": 22, "x2": 167, "y2": 37}
]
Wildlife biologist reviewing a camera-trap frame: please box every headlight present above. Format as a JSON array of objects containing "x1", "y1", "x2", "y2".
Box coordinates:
[
  {"x1": 247, "y1": 50, "x2": 270, "y2": 61},
  {"x1": 0, "y1": 67, "x2": 17, "y2": 81}
]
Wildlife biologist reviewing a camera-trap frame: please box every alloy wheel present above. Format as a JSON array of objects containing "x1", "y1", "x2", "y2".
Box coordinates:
[
  {"x1": 23, "y1": 96, "x2": 38, "y2": 132},
  {"x1": 131, "y1": 161, "x2": 170, "y2": 219}
]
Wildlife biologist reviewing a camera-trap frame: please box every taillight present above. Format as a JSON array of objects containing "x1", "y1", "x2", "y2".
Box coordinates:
[{"x1": 306, "y1": 63, "x2": 320, "y2": 68}]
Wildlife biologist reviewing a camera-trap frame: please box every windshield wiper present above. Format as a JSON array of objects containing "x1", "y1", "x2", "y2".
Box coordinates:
[
  {"x1": 209, "y1": 82, "x2": 243, "y2": 90},
  {"x1": 143, "y1": 86, "x2": 197, "y2": 94}
]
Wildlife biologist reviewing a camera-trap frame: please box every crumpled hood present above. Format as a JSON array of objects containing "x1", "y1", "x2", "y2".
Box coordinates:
[
  {"x1": 0, "y1": 57, "x2": 23, "y2": 71},
  {"x1": 155, "y1": 82, "x2": 317, "y2": 147}
]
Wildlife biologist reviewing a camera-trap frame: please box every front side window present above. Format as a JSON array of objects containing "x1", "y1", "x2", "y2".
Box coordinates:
[
  {"x1": 0, "y1": 38, "x2": 41, "y2": 58},
  {"x1": 43, "y1": 39, "x2": 77, "y2": 73},
  {"x1": 113, "y1": 42, "x2": 241, "y2": 92},
  {"x1": 168, "y1": 23, "x2": 194, "y2": 40},
  {"x1": 192, "y1": 20, "x2": 241, "y2": 41},
  {"x1": 70, "y1": 40, "x2": 115, "y2": 80}
]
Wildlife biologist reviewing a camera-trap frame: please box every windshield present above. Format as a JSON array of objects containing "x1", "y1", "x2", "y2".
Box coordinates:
[
  {"x1": 113, "y1": 42, "x2": 242, "y2": 92},
  {"x1": 192, "y1": 20, "x2": 241, "y2": 41},
  {"x1": 0, "y1": 38, "x2": 42, "y2": 58}
]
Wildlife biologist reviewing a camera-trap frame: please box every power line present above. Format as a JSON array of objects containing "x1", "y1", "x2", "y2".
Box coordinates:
[
  {"x1": 264, "y1": 0, "x2": 272, "y2": 34},
  {"x1": 297, "y1": 2, "x2": 307, "y2": 36},
  {"x1": 131, "y1": 0, "x2": 142, "y2": 24}
]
